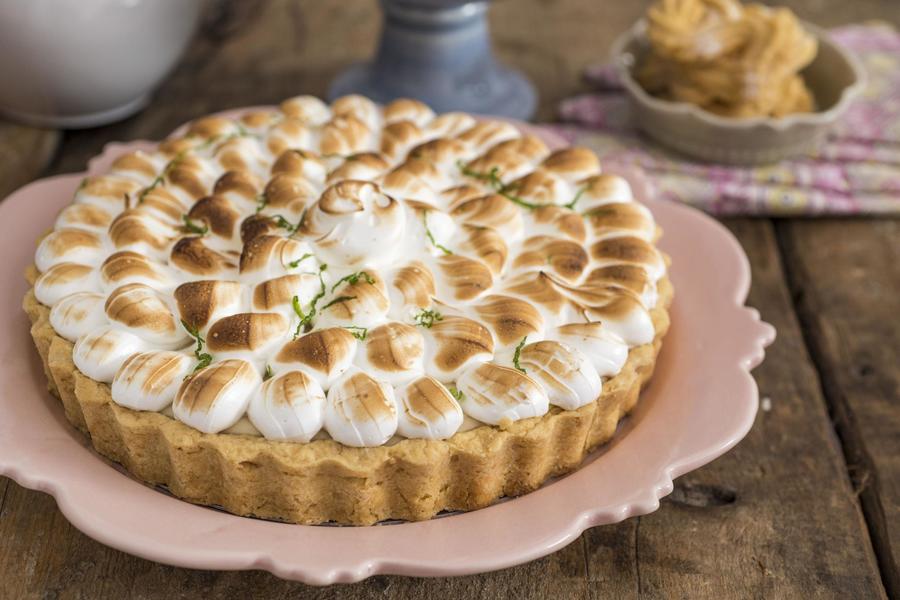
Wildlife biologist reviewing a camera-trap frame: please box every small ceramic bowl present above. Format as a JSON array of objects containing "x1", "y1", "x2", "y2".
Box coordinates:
[{"x1": 611, "y1": 20, "x2": 865, "y2": 165}]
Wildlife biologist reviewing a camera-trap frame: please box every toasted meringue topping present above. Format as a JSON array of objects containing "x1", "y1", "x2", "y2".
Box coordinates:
[
  {"x1": 426, "y1": 316, "x2": 494, "y2": 381},
  {"x1": 389, "y1": 261, "x2": 436, "y2": 312},
  {"x1": 474, "y1": 295, "x2": 545, "y2": 346},
  {"x1": 456, "y1": 362, "x2": 549, "y2": 426},
  {"x1": 590, "y1": 235, "x2": 665, "y2": 281},
  {"x1": 170, "y1": 237, "x2": 237, "y2": 277},
  {"x1": 173, "y1": 359, "x2": 261, "y2": 433},
  {"x1": 541, "y1": 147, "x2": 601, "y2": 181},
  {"x1": 553, "y1": 322, "x2": 629, "y2": 377},
  {"x1": 513, "y1": 236, "x2": 589, "y2": 282},
  {"x1": 49, "y1": 292, "x2": 108, "y2": 342},
  {"x1": 101, "y1": 251, "x2": 172, "y2": 290},
  {"x1": 206, "y1": 312, "x2": 288, "y2": 361},
  {"x1": 435, "y1": 255, "x2": 493, "y2": 301},
  {"x1": 357, "y1": 322, "x2": 425, "y2": 385},
  {"x1": 174, "y1": 280, "x2": 245, "y2": 332},
  {"x1": 303, "y1": 181, "x2": 406, "y2": 268},
  {"x1": 585, "y1": 200, "x2": 656, "y2": 241},
  {"x1": 55, "y1": 203, "x2": 113, "y2": 232},
  {"x1": 450, "y1": 194, "x2": 524, "y2": 241},
  {"x1": 35, "y1": 95, "x2": 666, "y2": 446},
  {"x1": 396, "y1": 376, "x2": 463, "y2": 439},
  {"x1": 384, "y1": 98, "x2": 435, "y2": 126},
  {"x1": 239, "y1": 235, "x2": 316, "y2": 284},
  {"x1": 324, "y1": 370, "x2": 398, "y2": 447},
  {"x1": 517, "y1": 341, "x2": 601, "y2": 410},
  {"x1": 112, "y1": 351, "x2": 194, "y2": 411},
  {"x1": 35, "y1": 229, "x2": 104, "y2": 272},
  {"x1": 73, "y1": 326, "x2": 148, "y2": 383},
  {"x1": 105, "y1": 283, "x2": 189, "y2": 349},
  {"x1": 274, "y1": 327, "x2": 358, "y2": 389},
  {"x1": 247, "y1": 370, "x2": 325, "y2": 441},
  {"x1": 35, "y1": 263, "x2": 101, "y2": 306}
]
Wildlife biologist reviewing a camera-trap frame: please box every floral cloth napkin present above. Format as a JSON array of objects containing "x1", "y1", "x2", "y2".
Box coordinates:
[{"x1": 549, "y1": 24, "x2": 900, "y2": 216}]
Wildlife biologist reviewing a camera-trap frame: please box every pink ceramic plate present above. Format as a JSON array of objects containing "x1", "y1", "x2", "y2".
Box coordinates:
[{"x1": 0, "y1": 114, "x2": 774, "y2": 585}]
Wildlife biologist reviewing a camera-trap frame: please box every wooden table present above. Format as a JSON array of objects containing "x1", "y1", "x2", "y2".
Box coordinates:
[{"x1": 1, "y1": 1, "x2": 897, "y2": 597}]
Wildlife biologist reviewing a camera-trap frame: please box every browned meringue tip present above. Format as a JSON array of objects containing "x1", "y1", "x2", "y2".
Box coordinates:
[
  {"x1": 214, "y1": 170, "x2": 262, "y2": 202},
  {"x1": 437, "y1": 255, "x2": 493, "y2": 301},
  {"x1": 515, "y1": 236, "x2": 589, "y2": 282},
  {"x1": 320, "y1": 114, "x2": 370, "y2": 156},
  {"x1": 365, "y1": 322, "x2": 425, "y2": 373},
  {"x1": 111, "y1": 152, "x2": 158, "y2": 180},
  {"x1": 174, "y1": 279, "x2": 244, "y2": 331},
  {"x1": 263, "y1": 173, "x2": 318, "y2": 209},
  {"x1": 187, "y1": 195, "x2": 240, "y2": 238},
  {"x1": 185, "y1": 115, "x2": 237, "y2": 139},
  {"x1": 206, "y1": 312, "x2": 288, "y2": 353},
  {"x1": 429, "y1": 316, "x2": 495, "y2": 373},
  {"x1": 380, "y1": 121, "x2": 424, "y2": 159},
  {"x1": 383, "y1": 98, "x2": 435, "y2": 125},
  {"x1": 532, "y1": 205, "x2": 587, "y2": 242},
  {"x1": 460, "y1": 225, "x2": 508, "y2": 275},
  {"x1": 391, "y1": 261, "x2": 436, "y2": 309},
  {"x1": 101, "y1": 251, "x2": 169, "y2": 286},
  {"x1": 541, "y1": 147, "x2": 601, "y2": 178},
  {"x1": 105, "y1": 283, "x2": 177, "y2": 332},
  {"x1": 171, "y1": 237, "x2": 237, "y2": 275},
  {"x1": 275, "y1": 327, "x2": 357, "y2": 374},
  {"x1": 474, "y1": 294, "x2": 544, "y2": 346},
  {"x1": 271, "y1": 149, "x2": 325, "y2": 176}
]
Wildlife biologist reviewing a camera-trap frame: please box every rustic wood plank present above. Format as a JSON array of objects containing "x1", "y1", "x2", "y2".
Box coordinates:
[
  {"x1": 0, "y1": 120, "x2": 59, "y2": 198},
  {"x1": 581, "y1": 219, "x2": 887, "y2": 599},
  {"x1": 776, "y1": 218, "x2": 900, "y2": 598}
]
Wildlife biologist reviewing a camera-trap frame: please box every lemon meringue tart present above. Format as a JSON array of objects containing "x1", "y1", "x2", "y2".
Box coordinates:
[{"x1": 24, "y1": 95, "x2": 671, "y2": 525}]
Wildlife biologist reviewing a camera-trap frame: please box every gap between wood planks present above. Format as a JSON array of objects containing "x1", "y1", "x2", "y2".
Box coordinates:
[{"x1": 774, "y1": 222, "x2": 900, "y2": 600}]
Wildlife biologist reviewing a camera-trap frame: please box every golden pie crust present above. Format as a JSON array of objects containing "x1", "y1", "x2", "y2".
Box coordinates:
[{"x1": 25, "y1": 265, "x2": 671, "y2": 525}]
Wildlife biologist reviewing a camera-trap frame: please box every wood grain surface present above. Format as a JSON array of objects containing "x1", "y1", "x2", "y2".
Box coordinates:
[{"x1": 1, "y1": 1, "x2": 898, "y2": 598}]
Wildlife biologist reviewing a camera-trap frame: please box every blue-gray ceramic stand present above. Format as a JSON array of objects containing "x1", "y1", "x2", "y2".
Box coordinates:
[{"x1": 328, "y1": 0, "x2": 537, "y2": 121}]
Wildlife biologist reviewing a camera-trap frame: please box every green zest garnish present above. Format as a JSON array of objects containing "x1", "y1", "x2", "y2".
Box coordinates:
[
  {"x1": 181, "y1": 320, "x2": 213, "y2": 375},
  {"x1": 343, "y1": 326, "x2": 368, "y2": 341},
  {"x1": 448, "y1": 386, "x2": 464, "y2": 402},
  {"x1": 330, "y1": 271, "x2": 375, "y2": 293},
  {"x1": 255, "y1": 193, "x2": 268, "y2": 214},
  {"x1": 181, "y1": 214, "x2": 208, "y2": 236},
  {"x1": 456, "y1": 160, "x2": 542, "y2": 210},
  {"x1": 264, "y1": 364, "x2": 274, "y2": 381},
  {"x1": 290, "y1": 264, "x2": 329, "y2": 338},
  {"x1": 321, "y1": 295, "x2": 356, "y2": 310},
  {"x1": 423, "y1": 211, "x2": 453, "y2": 255},
  {"x1": 457, "y1": 160, "x2": 586, "y2": 211},
  {"x1": 512, "y1": 336, "x2": 528, "y2": 373},
  {"x1": 564, "y1": 185, "x2": 588, "y2": 210},
  {"x1": 286, "y1": 253, "x2": 314, "y2": 269},
  {"x1": 138, "y1": 154, "x2": 184, "y2": 204},
  {"x1": 413, "y1": 308, "x2": 443, "y2": 328},
  {"x1": 271, "y1": 214, "x2": 298, "y2": 233}
]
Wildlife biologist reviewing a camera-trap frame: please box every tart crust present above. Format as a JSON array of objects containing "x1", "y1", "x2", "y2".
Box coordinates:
[{"x1": 25, "y1": 264, "x2": 671, "y2": 525}]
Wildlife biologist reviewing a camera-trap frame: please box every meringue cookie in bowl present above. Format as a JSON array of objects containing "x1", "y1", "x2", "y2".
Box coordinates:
[{"x1": 247, "y1": 370, "x2": 326, "y2": 442}]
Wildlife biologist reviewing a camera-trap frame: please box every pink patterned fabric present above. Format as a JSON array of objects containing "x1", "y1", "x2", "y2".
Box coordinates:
[{"x1": 550, "y1": 24, "x2": 900, "y2": 215}]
